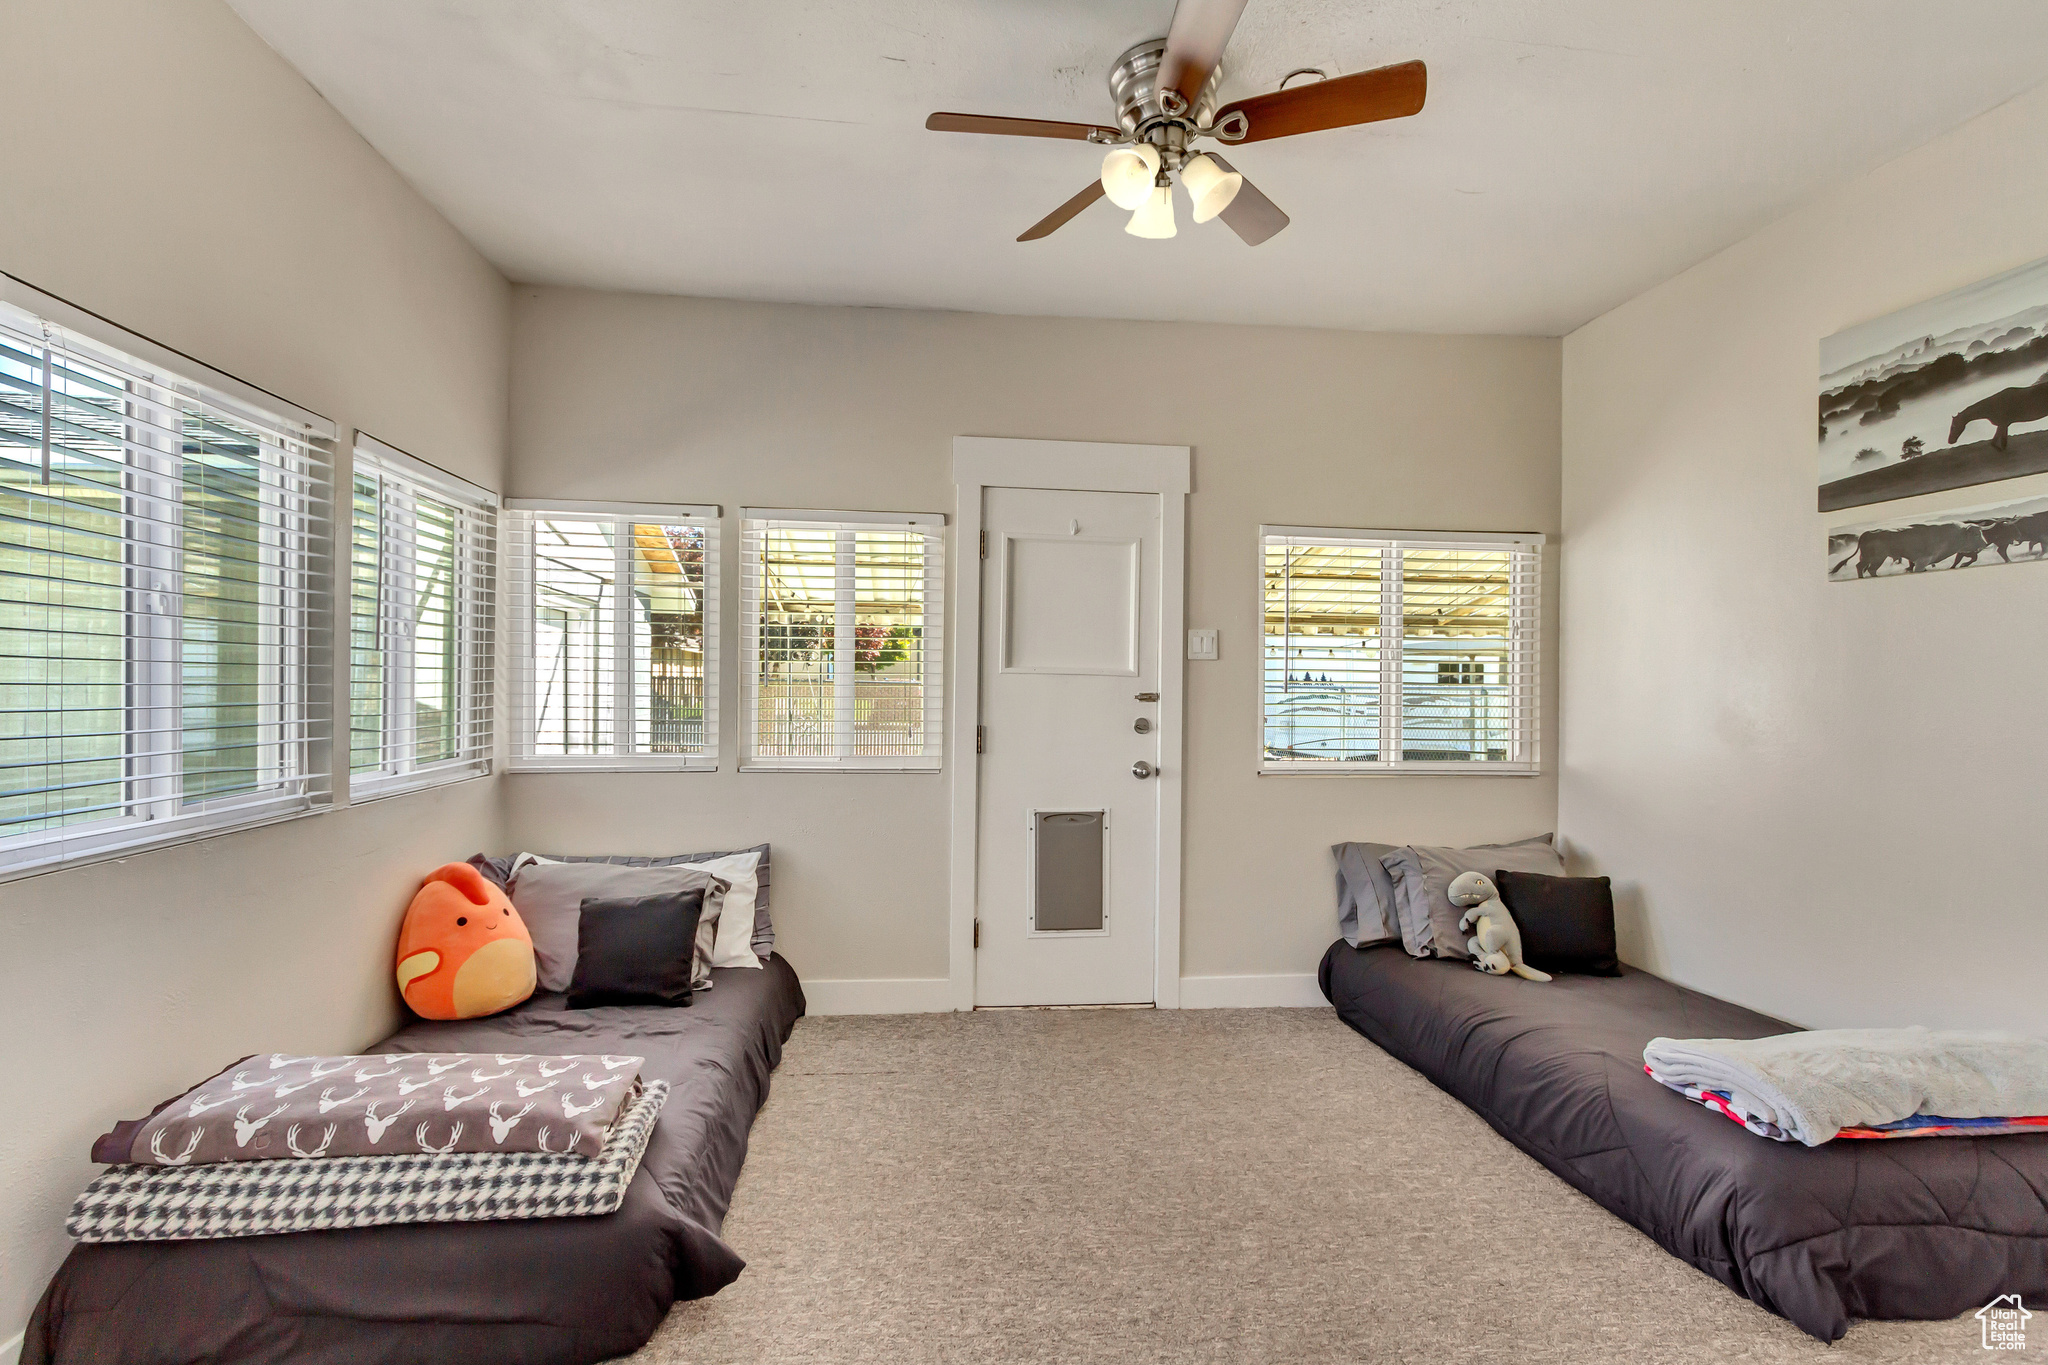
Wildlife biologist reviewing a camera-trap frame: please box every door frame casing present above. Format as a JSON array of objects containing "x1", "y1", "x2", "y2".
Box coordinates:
[{"x1": 949, "y1": 437, "x2": 1191, "y2": 1010}]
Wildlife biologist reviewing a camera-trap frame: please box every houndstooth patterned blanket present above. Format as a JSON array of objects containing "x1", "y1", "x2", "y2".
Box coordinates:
[{"x1": 67, "y1": 1081, "x2": 668, "y2": 1242}]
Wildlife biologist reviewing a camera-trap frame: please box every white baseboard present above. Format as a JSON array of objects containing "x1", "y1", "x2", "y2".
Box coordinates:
[
  {"x1": 1178, "y1": 973, "x2": 1327, "y2": 1009},
  {"x1": 800, "y1": 974, "x2": 1328, "y2": 1013},
  {"x1": 2, "y1": 1327, "x2": 23, "y2": 1365},
  {"x1": 802, "y1": 978, "x2": 956, "y2": 1015}
]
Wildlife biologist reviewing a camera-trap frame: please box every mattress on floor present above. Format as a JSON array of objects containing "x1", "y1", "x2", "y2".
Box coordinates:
[
  {"x1": 23, "y1": 955, "x2": 805, "y2": 1365},
  {"x1": 1318, "y1": 941, "x2": 2048, "y2": 1342}
]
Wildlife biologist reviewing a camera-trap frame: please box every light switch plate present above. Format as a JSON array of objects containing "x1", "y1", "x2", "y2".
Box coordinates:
[{"x1": 1187, "y1": 628, "x2": 1218, "y2": 661}]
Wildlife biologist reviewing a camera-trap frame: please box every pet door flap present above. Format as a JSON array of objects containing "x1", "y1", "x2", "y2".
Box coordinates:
[{"x1": 1033, "y1": 810, "x2": 1104, "y2": 932}]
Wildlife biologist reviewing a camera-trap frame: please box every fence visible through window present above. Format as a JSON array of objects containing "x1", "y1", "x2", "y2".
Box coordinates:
[
  {"x1": 752, "y1": 527, "x2": 929, "y2": 758},
  {"x1": 1261, "y1": 530, "x2": 1539, "y2": 772},
  {"x1": 511, "y1": 507, "x2": 715, "y2": 767},
  {"x1": 741, "y1": 511, "x2": 944, "y2": 770}
]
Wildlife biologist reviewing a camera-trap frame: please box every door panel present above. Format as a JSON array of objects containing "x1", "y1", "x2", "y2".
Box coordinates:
[
  {"x1": 977, "y1": 487, "x2": 1159, "y2": 1006},
  {"x1": 1002, "y1": 538, "x2": 1138, "y2": 674}
]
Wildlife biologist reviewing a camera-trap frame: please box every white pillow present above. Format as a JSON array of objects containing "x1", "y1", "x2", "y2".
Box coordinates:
[
  {"x1": 683, "y1": 850, "x2": 764, "y2": 970},
  {"x1": 509, "y1": 851, "x2": 556, "y2": 879}
]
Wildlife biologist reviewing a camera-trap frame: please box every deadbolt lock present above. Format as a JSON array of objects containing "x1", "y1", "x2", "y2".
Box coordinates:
[{"x1": 1133, "y1": 717, "x2": 1153, "y2": 733}]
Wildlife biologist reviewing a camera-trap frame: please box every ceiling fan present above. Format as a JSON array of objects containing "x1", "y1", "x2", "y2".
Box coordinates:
[{"x1": 925, "y1": 0, "x2": 1425, "y2": 245}]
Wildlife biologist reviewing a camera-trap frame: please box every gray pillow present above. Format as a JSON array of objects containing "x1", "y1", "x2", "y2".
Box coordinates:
[
  {"x1": 511, "y1": 862, "x2": 730, "y2": 992},
  {"x1": 475, "y1": 843, "x2": 774, "y2": 959},
  {"x1": 1381, "y1": 835, "x2": 1565, "y2": 960},
  {"x1": 1332, "y1": 842, "x2": 1403, "y2": 949}
]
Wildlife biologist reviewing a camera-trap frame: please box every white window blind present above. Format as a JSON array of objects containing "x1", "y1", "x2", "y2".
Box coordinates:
[
  {"x1": 350, "y1": 436, "x2": 496, "y2": 798},
  {"x1": 506, "y1": 501, "x2": 718, "y2": 770},
  {"x1": 740, "y1": 509, "x2": 944, "y2": 771},
  {"x1": 0, "y1": 282, "x2": 334, "y2": 876},
  {"x1": 1260, "y1": 526, "x2": 1541, "y2": 774}
]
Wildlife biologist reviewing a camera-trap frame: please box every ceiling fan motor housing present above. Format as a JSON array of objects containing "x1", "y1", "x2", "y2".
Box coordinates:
[{"x1": 1110, "y1": 38, "x2": 1226, "y2": 161}]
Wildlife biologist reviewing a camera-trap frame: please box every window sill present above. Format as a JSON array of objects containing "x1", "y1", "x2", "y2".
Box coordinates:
[
  {"x1": 508, "y1": 759, "x2": 718, "y2": 774},
  {"x1": 0, "y1": 795, "x2": 328, "y2": 886},
  {"x1": 349, "y1": 763, "x2": 493, "y2": 804},
  {"x1": 1258, "y1": 762, "x2": 1540, "y2": 777},
  {"x1": 739, "y1": 760, "x2": 943, "y2": 774}
]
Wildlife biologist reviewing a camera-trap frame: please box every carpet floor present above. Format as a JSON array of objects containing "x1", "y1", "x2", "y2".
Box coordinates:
[{"x1": 628, "y1": 1007, "x2": 1986, "y2": 1364}]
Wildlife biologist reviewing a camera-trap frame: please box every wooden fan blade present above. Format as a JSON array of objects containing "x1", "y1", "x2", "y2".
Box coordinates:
[
  {"x1": 1215, "y1": 60, "x2": 1426, "y2": 143},
  {"x1": 1158, "y1": 0, "x2": 1251, "y2": 106},
  {"x1": 1205, "y1": 156, "x2": 1289, "y2": 246},
  {"x1": 926, "y1": 112, "x2": 1118, "y2": 141},
  {"x1": 1018, "y1": 181, "x2": 1107, "y2": 241}
]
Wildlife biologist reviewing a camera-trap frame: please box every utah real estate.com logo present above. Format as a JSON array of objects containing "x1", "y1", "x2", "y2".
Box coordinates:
[{"x1": 1978, "y1": 1294, "x2": 2029, "y2": 1351}]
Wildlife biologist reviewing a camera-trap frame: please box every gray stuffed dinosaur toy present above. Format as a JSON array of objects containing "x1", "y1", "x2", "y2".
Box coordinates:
[{"x1": 1449, "y1": 870, "x2": 1551, "y2": 982}]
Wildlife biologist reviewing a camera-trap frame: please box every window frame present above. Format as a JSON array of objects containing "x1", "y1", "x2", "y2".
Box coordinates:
[
  {"x1": 0, "y1": 273, "x2": 335, "y2": 882},
  {"x1": 739, "y1": 507, "x2": 946, "y2": 774},
  {"x1": 1257, "y1": 525, "x2": 1543, "y2": 777},
  {"x1": 348, "y1": 433, "x2": 498, "y2": 802},
  {"x1": 505, "y1": 498, "x2": 720, "y2": 773}
]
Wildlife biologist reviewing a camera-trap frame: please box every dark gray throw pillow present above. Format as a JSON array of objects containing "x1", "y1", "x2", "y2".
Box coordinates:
[
  {"x1": 1494, "y1": 869, "x2": 1621, "y2": 976},
  {"x1": 511, "y1": 863, "x2": 727, "y2": 992},
  {"x1": 567, "y1": 890, "x2": 705, "y2": 1009}
]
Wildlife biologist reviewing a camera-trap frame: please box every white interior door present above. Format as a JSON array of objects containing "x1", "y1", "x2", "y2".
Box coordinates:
[{"x1": 976, "y1": 486, "x2": 1160, "y2": 1006}]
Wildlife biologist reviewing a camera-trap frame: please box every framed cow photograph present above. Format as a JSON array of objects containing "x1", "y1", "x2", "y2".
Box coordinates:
[
  {"x1": 1827, "y1": 493, "x2": 2048, "y2": 582},
  {"x1": 1820, "y1": 255, "x2": 2048, "y2": 513}
]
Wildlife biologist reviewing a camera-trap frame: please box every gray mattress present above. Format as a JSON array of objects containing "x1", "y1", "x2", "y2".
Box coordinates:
[
  {"x1": 1319, "y1": 941, "x2": 2048, "y2": 1342},
  {"x1": 23, "y1": 955, "x2": 805, "y2": 1365}
]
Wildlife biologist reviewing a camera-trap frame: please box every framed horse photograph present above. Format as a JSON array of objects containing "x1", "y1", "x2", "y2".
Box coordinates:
[{"x1": 1820, "y1": 254, "x2": 2048, "y2": 512}]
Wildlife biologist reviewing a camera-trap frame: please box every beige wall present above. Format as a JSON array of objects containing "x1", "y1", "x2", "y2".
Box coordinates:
[
  {"x1": 1560, "y1": 83, "x2": 2048, "y2": 1035},
  {"x1": 0, "y1": 0, "x2": 509, "y2": 1335},
  {"x1": 508, "y1": 289, "x2": 1561, "y2": 989}
]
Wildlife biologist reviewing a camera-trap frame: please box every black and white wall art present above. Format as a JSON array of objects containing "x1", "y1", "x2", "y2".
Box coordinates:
[
  {"x1": 1827, "y1": 493, "x2": 2048, "y2": 581},
  {"x1": 1820, "y1": 256, "x2": 2048, "y2": 512}
]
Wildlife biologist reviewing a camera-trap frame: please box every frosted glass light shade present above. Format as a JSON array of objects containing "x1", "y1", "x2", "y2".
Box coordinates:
[
  {"x1": 1181, "y1": 153, "x2": 1243, "y2": 224},
  {"x1": 1126, "y1": 184, "x2": 1176, "y2": 239},
  {"x1": 1100, "y1": 144, "x2": 1163, "y2": 210}
]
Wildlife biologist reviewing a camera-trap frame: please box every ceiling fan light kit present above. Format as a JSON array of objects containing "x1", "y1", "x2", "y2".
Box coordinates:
[
  {"x1": 924, "y1": 0, "x2": 1426, "y2": 246},
  {"x1": 1179, "y1": 152, "x2": 1242, "y2": 224},
  {"x1": 1126, "y1": 181, "x2": 1178, "y2": 239},
  {"x1": 1101, "y1": 142, "x2": 1163, "y2": 210}
]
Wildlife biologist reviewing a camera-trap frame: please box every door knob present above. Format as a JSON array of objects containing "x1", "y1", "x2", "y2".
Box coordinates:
[{"x1": 1131, "y1": 761, "x2": 1155, "y2": 779}]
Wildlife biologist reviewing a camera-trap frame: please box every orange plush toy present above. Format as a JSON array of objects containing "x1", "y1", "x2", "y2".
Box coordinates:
[{"x1": 395, "y1": 863, "x2": 537, "y2": 1019}]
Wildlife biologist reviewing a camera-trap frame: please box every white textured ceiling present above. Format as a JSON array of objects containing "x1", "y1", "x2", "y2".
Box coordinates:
[{"x1": 228, "y1": 0, "x2": 2048, "y2": 335}]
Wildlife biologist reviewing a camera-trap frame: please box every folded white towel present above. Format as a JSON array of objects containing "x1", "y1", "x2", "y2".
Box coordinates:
[{"x1": 1642, "y1": 1027, "x2": 2048, "y2": 1146}]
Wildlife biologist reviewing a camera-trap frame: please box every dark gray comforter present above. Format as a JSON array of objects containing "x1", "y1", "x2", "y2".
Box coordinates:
[
  {"x1": 1319, "y1": 941, "x2": 2048, "y2": 1342},
  {"x1": 24, "y1": 956, "x2": 805, "y2": 1365}
]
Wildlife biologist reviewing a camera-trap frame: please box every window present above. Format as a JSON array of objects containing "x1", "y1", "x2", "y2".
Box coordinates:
[
  {"x1": 506, "y1": 501, "x2": 717, "y2": 770},
  {"x1": 350, "y1": 436, "x2": 496, "y2": 797},
  {"x1": 740, "y1": 509, "x2": 943, "y2": 771},
  {"x1": 1260, "y1": 527, "x2": 1541, "y2": 774},
  {"x1": 0, "y1": 278, "x2": 333, "y2": 875}
]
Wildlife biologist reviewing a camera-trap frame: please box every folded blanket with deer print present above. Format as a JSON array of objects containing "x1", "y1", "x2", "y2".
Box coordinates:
[
  {"x1": 68, "y1": 1080, "x2": 669, "y2": 1242},
  {"x1": 92, "y1": 1053, "x2": 645, "y2": 1165}
]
